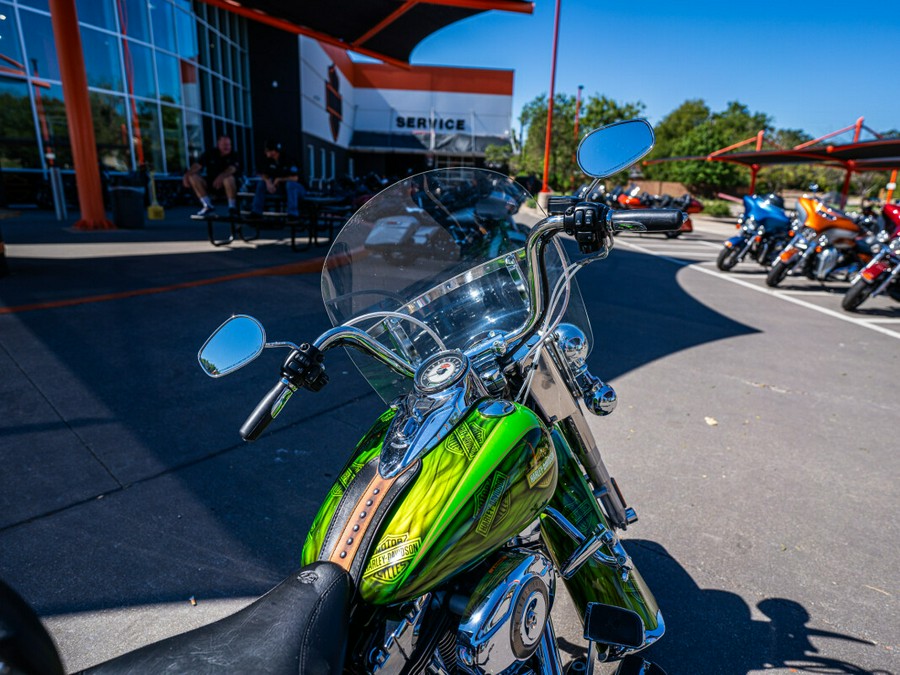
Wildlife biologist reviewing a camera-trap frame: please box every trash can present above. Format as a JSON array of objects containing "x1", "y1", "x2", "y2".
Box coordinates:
[{"x1": 109, "y1": 185, "x2": 145, "y2": 229}]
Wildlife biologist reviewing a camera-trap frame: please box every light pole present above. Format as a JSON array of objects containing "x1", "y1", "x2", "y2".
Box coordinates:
[{"x1": 540, "y1": 0, "x2": 562, "y2": 200}]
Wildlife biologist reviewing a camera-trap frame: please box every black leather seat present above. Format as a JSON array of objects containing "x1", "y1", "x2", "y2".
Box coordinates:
[{"x1": 81, "y1": 562, "x2": 351, "y2": 674}]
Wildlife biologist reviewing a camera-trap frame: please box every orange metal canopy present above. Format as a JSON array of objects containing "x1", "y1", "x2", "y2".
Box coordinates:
[{"x1": 200, "y1": 0, "x2": 534, "y2": 68}]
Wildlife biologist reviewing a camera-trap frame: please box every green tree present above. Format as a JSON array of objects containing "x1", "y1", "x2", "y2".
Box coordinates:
[
  {"x1": 642, "y1": 99, "x2": 710, "y2": 181},
  {"x1": 657, "y1": 101, "x2": 773, "y2": 195},
  {"x1": 516, "y1": 92, "x2": 644, "y2": 192}
]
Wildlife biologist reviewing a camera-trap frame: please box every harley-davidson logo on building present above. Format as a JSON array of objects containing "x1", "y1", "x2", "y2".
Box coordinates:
[
  {"x1": 325, "y1": 64, "x2": 342, "y2": 142},
  {"x1": 364, "y1": 533, "x2": 421, "y2": 583}
]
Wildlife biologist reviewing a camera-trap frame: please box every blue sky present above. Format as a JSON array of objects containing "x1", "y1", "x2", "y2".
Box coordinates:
[{"x1": 409, "y1": 0, "x2": 897, "y2": 140}]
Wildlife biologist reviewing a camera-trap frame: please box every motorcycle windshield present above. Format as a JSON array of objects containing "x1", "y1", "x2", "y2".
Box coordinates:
[{"x1": 321, "y1": 168, "x2": 592, "y2": 403}]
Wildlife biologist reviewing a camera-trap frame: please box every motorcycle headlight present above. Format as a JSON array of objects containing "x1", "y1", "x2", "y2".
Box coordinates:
[
  {"x1": 889, "y1": 238, "x2": 900, "y2": 254},
  {"x1": 741, "y1": 218, "x2": 756, "y2": 234},
  {"x1": 801, "y1": 227, "x2": 817, "y2": 241},
  {"x1": 877, "y1": 230, "x2": 891, "y2": 244}
]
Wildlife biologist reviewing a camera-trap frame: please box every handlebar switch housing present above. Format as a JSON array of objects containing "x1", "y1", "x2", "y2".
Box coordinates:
[
  {"x1": 563, "y1": 203, "x2": 609, "y2": 254},
  {"x1": 282, "y1": 343, "x2": 329, "y2": 392}
]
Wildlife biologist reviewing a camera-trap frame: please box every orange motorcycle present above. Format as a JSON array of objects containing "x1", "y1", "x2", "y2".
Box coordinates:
[{"x1": 765, "y1": 195, "x2": 877, "y2": 287}]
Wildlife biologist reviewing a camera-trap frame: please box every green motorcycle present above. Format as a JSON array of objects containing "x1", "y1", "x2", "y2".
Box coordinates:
[{"x1": 79, "y1": 120, "x2": 685, "y2": 675}]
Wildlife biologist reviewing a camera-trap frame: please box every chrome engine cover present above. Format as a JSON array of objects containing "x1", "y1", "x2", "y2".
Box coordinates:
[{"x1": 456, "y1": 550, "x2": 556, "y2": 674}]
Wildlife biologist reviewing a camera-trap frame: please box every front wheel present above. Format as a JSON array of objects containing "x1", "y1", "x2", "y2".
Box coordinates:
[
  {"x1": 842, "y1": 278, "x2": 876, "y2": 312},
  {"x1": 664, "y1": 231, "x2": 682, "y2": 239},
  {"x1": 766, "y1": 259, "x2": 791, "y2": 287},
  {"x1": 716, "y1": 245, "x2": 741, "y2": 271}
]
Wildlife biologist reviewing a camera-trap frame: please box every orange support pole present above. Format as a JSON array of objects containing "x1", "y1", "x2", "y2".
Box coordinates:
[
  {"x1": 839, "y1": 167, "x2": 853, "y2": 209},
  {"x1": 749, "y1": 165, "x2": 759, "y2": 194},
  {"x1": 48, "y1": 0, "x2": 112, "y2": 230},
  {"x1": 540, "y1": 0, "x2": 561, "y2": 194},
  {"x1": 886, "y1": 169, "x2": 897, "y2": 203}
]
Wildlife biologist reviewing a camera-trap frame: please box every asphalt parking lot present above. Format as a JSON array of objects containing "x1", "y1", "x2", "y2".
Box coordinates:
[{"x1": 0, "y1": 209, "x2": 897, "y2": 674}]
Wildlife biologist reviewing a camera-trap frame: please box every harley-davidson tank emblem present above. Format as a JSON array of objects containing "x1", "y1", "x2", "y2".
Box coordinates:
[
  {"x1": 475, "y1": 471, "x2": 511, "y2": 536},
  {"x1": 363, "y1": 533, "x2": 421, "y2": 583},
  {"x1": 446, "y1": 422, "x2": 485, "y2": 461},
  {"x1": 527, "y1": 442, "x2": 553, "y2": 488}
]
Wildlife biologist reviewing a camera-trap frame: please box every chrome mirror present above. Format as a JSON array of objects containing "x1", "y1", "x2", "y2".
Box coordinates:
[
  {"x1": 198, "y1": 315, "x2": 266, "y2": 377},
  {"x1": 577, "y1": 119, "x2": 655, "y2": 178}
]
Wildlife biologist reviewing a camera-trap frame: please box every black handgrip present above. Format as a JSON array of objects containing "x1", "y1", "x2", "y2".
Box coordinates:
[
  {"x1": 610, "y1": 208, "x2": 685, "y2": 233},
  {"x1": 240, "y1": 378, "x2": 296, "y2": 441}
]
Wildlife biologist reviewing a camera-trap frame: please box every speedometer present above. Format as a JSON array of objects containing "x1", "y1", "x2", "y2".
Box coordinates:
[{"x1": 415, "y1": 351, "x2": 468, "y2": 393}]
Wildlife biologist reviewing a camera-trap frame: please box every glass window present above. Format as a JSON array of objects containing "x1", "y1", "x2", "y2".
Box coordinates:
[
  {"x1": 135, "y1": 99, "x2": 162, "y2": 171},
  {"x1": 0, "y1": 7, "x2": 25, "y2": 75},
  {"x1": 224, "y1": 81, "x2": 233, "y2": 119},
  {"x1": 173, "y1": 7, "x2": 196, "y2": 61},
  {"x1": 219, "y1": 34, "x2": 230, "y2": 80},
  {"x1": 34, "y1": 83, "x2": 71, "y2": 167},
  {"x1": 118, "y1": 0, "x2": 150, "y2": 43},
  {"x1": 16, "y1": 0, "x2": 48, "y2": 12},
  {"x1": 124, "y1": 40, "x2": 155, "y2": 99},
  {"x1": 184, "y1": 107, "x2": 202, "y2": 163},
  {"x1": 172, "y1": 0, "x2": 190, "y2": 12},
  {"x1": 150, "y1": 0, "x2": 175, "y2": 53},
  {"x1": 0, "y1": 76, "x2": 39, "y2": 168},
  {"x1": 155, "y1": 50, "x2": 181, "y2": 105},
  {"x1": 19, "y1": 10, "x2": 59, "y2": 81},
  {"x1": 75, "y1": 0, "x2": 116, "y2": 30},
  {"x1": 205, "y1": 29, "x2": 219, "y2": 73},
  {"x1": 89, "y1": 91, "x2": 130, "y2": 170},
  {"x1": 197, "y1": 24, "x2": 208, "y2": 64},
  {"x1": 198, "y1": 65, "x2": 211, "y2": 111},
  {"x1": 160, "y1": 103, "x2": 184, "y2": 171},
  {"x1": 81, "y1": 25, "x2": 123, "y2": 91},
  {"x1": 180, "y1": 59, "x2": 198, "y2": 109},
  {"x1": 212, "y1": 77, "x2": 225, "y2": 117}
]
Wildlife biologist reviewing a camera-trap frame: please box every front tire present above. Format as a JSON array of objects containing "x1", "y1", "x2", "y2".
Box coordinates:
[
  {"x1": 716, "y1": 245, "x2": 741, "y2": 271},
  {"x1": 766, "y1": 259, "x2": 791, "y2": 287},
  {"x1": 664, "y1": 231, "x2": 682, "y2": 239},
  {"x1": 842, "y1": 278, "x2": 876, "y2": 312}
]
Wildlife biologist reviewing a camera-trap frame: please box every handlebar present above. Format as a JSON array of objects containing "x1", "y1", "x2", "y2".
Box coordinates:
[
  {"x1": 241, "y1": 327, "x2": 415, "y2": 441},
  {"x1": 610, "y1": 208, "x2": 685, "y2": 232},
  {"x1": 240, "y1": 378, "x2": 296, "y2": 441},
  {"x1": 241, "y1": 202, "x2": 685, "y2": 438}
]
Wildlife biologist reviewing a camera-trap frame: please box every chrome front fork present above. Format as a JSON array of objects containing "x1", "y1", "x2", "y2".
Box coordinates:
[{"x1": 535, "y1": 618, "x2": 566, "y2": 675}]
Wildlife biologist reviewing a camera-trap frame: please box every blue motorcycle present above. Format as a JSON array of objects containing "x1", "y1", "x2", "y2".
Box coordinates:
[{"x1": 716, "y1": 194, "x2": 793, "y2": 271}]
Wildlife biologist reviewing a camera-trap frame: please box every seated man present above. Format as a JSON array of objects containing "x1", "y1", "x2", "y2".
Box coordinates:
[
  {"x1": 249, "y1": 140, "x2": 306, "y2": 222},
  {"x1": 183, "y1": 135, "x2": 241, "y2": 217}
]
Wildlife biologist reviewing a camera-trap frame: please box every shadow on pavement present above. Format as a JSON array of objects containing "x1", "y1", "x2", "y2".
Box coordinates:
[{"x1": 629, "y1": 541, "x2": 888, "y2": 675}]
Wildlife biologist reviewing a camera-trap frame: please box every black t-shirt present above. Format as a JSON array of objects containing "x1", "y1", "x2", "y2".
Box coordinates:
[
  {"x1": 198, "y1": 148, "x2": 240, "y2": 178},
  {"x1": 259, "y1": 154, "x2": 299, "y2": 180}
]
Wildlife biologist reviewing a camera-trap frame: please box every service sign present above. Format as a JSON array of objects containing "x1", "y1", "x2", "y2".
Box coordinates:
[{"x1": 300, "y1": 37, "x2": 513, "y2": 153}]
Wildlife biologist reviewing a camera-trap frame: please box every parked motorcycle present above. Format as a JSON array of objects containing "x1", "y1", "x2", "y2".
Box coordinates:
[
  {"x1": 842, "y1": 202, "x2": 900, "y2": 311},
  {"x1": 716, "y1": 193, "x2": 792, "y2": 271},
  {"x1": 765, "y1": 195, "x2": 877, "y2": 287},
  {"x1": 613, "y1": 185, "x2": 696, "y2": 239},
  {"x1": 3, "y1": 121, "x2": 683, "y2": 675}
]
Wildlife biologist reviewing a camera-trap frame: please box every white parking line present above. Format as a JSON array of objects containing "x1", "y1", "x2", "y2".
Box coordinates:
[
  {"x1": 859, "y1": 318, "x2": 900, "y2": 324},
  {"x1": 777, "y1": 290, "x2": 845, "y2": 297},
  {"x1": 617, "y1": 239, "x2": 900, "y2": 341}
]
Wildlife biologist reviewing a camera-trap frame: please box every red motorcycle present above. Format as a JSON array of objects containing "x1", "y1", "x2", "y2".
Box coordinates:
[
  {"x1": 842, "y1": 202, "x2": 900, "y2": 311},
  {"x1": 615, "y1": 186, "x2": 699, "y2": 238}
]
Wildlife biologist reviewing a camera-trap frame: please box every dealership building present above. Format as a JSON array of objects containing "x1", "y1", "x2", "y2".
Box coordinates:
[{"x1": 0, "y1": 0, "x2": 523, "y2": 220}]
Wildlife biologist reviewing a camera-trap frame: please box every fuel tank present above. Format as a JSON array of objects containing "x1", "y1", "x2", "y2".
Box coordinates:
[{"x1": 301, "y1": 400, "x2": 558, "y2": 605}]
